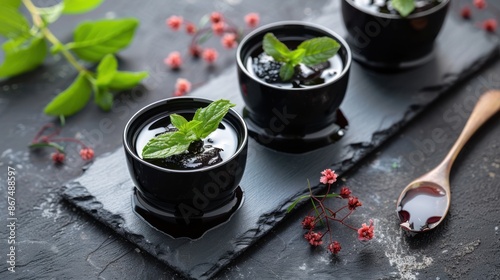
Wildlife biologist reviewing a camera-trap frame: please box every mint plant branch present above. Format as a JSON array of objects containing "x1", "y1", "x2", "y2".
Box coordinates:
[
  {"x1": 0, "y1": 0, "x2": 148, "y2": 118},
  {"x1": 22, "y1": 0, "x2": 90, "y2": 76}
]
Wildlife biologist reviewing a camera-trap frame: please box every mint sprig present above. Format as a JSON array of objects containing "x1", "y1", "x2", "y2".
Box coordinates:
[
  {"x1": 0, "y1": 0, "x2": 148, "y2": 118},
  {"x1": 391, "y1": 0, "x2": 416, "y2": 17},
  {"x1": 142, "y1": 99, "x2": 235, "y2": 159},
  {"x1": 262, "y1": 33, "x2": 340, "y2": 81}
]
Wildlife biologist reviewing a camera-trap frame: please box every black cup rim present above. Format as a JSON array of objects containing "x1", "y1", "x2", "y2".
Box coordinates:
[
  {"x1": 123, "y1": 96, "x2": 248, "y2": 173},
  {"x1": 236, "y1": 20, "x2": 352, "y2": 91},
  {"x1": 343, "y1": 0, "x2": 450, "y2": 19}
]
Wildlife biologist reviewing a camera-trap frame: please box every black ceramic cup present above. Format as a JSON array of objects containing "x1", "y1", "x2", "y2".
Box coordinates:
[
  {"x1": 123, "y1": 97, "x2": 248, "y2": 239},
  {"x1": 236, "y1": 21, "x2": 352, "y2": 153},
  {"x1": 342, "y1": 0, "x2": 450, "y2": 69}
]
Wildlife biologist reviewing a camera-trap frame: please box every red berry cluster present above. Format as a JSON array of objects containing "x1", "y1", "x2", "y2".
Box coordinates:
[
  {"x1": 461, "y1": 0, "x2": 497, "y2": 32},
  {"x1": 164, "y1": 12, "x2": 260, "y2": 96},
  {"x1": 295, "y1": 169, "x2": 374, "y2": 255},
  {"x1": 30, "y1": 123, "x2": 94, "y2": 164}
]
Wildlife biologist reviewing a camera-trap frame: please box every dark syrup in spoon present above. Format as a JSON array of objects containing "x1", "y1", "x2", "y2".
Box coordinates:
[{"x1": 397, "y1": 184, "x2": 447, "y2": 231}]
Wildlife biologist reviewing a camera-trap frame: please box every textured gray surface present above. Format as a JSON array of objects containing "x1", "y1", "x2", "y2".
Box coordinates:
[{"x1": 62, "y1": 2, "x2": 499, "y2": 279}]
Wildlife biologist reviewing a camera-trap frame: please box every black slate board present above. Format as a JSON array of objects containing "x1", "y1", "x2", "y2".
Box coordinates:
[{"x1": 62, "y1": 2, "x2": 499, "y2": 279}]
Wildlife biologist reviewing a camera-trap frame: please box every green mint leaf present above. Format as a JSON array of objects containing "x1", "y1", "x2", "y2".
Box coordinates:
[
  {"x1": 391, "y1": 0, "x2": 415, "y2": 17},
  {"x1": 142, "y1": 130, "x2": 197, "y2": 159},
  {"x1": 107, "y1": 71, "x2": 148, "y2": 91},
  {"x1": 263, "y1": 32, "x2": 291, "y2": 62},
  {"x1": 96, "y1": 54, "x2": 118, "y2": 86},
  {"x1": 62, "y1": 0, "x2": 104, "y2": 14},
  {"x1": 297, "y1": 37, "x2": 340, "y2": 66},
  {"x1": 0, "y1": 36, "x2": 47, "y2": 78},
  {"x1": 192, "y1": 99, "x2": 235, "y2": 139},
  {"x1": 5, "y1": 0, "x2": 22, "y2": 9},
  {"x1": 44, "y1": 74, "x2": 92, "y2": 116},
  {"x1": 181, "y1": 120, "x2": 202, "y2": 132},
  {"x1": 37, "y1": 3, "x2": 64, "y2": 25},
  {"x1": 66, "y1": 18, "x2": 139, "y2": 62},
  {"x1": 289, "y1": 48, "x2": 305, "y2": 65},
  {"x1": 279, "y1": 62, "x2": 295, "y2": 81},
  {"x1": 170, "y1": 114, "x2": 188, "y2": 130},
  {"x1": 94, "y1": 86, "x2": 113, "y2": 111},
  {"x1": 0, "y1": 6, "x2": 30, "y2": 39}
]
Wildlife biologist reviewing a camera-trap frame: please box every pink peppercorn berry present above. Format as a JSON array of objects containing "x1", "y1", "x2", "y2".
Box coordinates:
[
  {"x1": 166, "y1": 15, "x2": 183, "y2": 31},
  {"x1": 482, "y1": 19, "x2": 497, "y2": 32},
  {"x1": 51, "y1": 152, "x2": 65, "y2": 164},
  {"x1": 164, "y1": 51, "x2": 183, "y2": 69},
  {"x1": 80, "y1": 148, "x2": 94, "y2": 161},
  {"x1": 244, "y1": 13, "x2": 260, "y2": 28},
  {"x1": 461, "y1": 6, "x2": 472, "y2": 19},
  {"x1": 202, "y1": 48, "x2": 218, "y2": 64},
  {"x1": 473, "y1": 0, "x2": 486, "y2": 9}
]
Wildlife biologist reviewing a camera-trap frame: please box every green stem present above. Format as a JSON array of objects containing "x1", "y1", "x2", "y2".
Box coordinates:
[{"x1": 22, "y1": 0, "x2": 92, "y2": 77}]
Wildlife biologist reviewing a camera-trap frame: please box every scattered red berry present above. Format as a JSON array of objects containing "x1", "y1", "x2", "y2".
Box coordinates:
[
  {"x1": 358, "y1": 220, "x2": 375, "y2": 241},
  {"x1": 328, "y1": 241, "x2": 341, "y2": 254},
  {"x1": 482, "y1": 19, "x2": 497, "y2": 32},
  {"x1": 166, "y1": 15, "x2": 183, "y2": 31},
  {"x1": 51, "y1": 152, "x2": 65, "y2": 164},
  {"x1": 164, "y1": 51, "x2": 183, "y2": 69},
  {"x1": 473, "y1": 0, "x2": 486, "y2": 9},
  {"x1": 320, "y1": 168, "x2": 337, "y2": 185},
  {"x1": 301, "y1": 216, "x2": 316, "y2": 230},
  {"x1": 189, "y1": 45, "x2": 203, "y2": 58},
  {"x1": 461, "y1": 6, "x2": 472, "y2": 19},
  {"x1": 221, "y1": 33, "x2": 237, "y2": 49},
  {"x1": 80, "y1": 148, "x2": 94, "y2": 161},
  {"x1": 339, "y1": 187, "x2": 352, "y2": 199},
  {"x1": 210, "y1": 12, "x2": 223, "y2": 24},
  {"x1": 174, "y1": 78, "x2": 192, "y2": 96},
  {"x1": 202, "y1": 48, "x2": 218, "y2": 64},
  {"x1": 304, "y1": 231, "x2": 323, "y2": 246},
  {"x1": 211, "y1": 22, "x2": 225, "y2": 36},
  {"x1": 185, "y1": 22, "x2": 197, "y2": 35},
  {"x1": 348, "y1": 196, "x2": 362, "y2": 210},
  {"x1": 244, "y1": 13, "x2": 260, "y2": 28}
]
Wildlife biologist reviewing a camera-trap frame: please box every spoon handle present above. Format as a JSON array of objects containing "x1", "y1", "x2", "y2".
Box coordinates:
[{"x1": 442, "y1": 90, "x2": 500, "y2": 172}]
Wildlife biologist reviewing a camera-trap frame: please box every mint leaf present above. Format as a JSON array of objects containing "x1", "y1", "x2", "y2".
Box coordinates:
[
  {"x1": 66, "y1": 18, "x2": 139, "y2": 62},
  {"x1": 96, "y1": 54, "x2": 118, "y2": 86},
  {"x1": 0, "y1": 36, "x2": 47, "y2": 78},
  {"x1": 170, "y1": 114, "x2": 188, "y2": 130},
  {"x1": 298, "y1": 37, "x2": 340, "y2": 66},
  {"x1": 5, "y1": 0, "x2": 22, "y2": 9},
  {"x1": 62, "y1": 0, "x2": 104, "y2": 14},
  {"x1": 37, "y1": 2, "x2": 64, "y2": 25},
  {"x1": 142, "y1": 99, "x2": 235, "y2": 159},
  {"x1": 193, "y1": 99, "x2": 235, "y2": 139},
  {"x1": 289, "y1": 48, "x2": 305, "y2": 65},
  {"x1": 262, "y1": 33, "x2": 340, "y2": 81},
  {"x1": 107, "y1": 71, "x2": 148, "y2": 90},
  {"x1": 279, "y1": 62, "x2": 295, "y2": 81},
  {"x1": 94, "y1": 86, "x2": 113, "y2": 111},
  {"x1": 263, "y1": 33, "x2": 291, "y2": 62},
  {"x1": 44, "y1": 74, "x2": 92, "y2": 116},
  {"x1": 0, "y1": 6, "x2": 30, "y2": 39},
  {"x1": 142, "y1": 130, "x2": 196, "y2": 159},
  {"x1": 391, "y1": 0, "x2": 415, "y2": 17}
]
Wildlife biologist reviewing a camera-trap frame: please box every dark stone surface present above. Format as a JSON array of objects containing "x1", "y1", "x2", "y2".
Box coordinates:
[{"x1": 0, "y1": 1, "x2": 499, "y2": 280}]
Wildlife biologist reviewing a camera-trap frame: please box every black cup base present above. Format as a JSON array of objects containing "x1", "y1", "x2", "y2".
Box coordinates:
[
  {"x1": 347, "y1": 37, "x2": 436, "y2": 71},
  {"x1": 132, "y1": 187, "x2": 244, "y2": 240},
  {"x1": 244, "y1": 109, "x2": 348, "y2": 153}
]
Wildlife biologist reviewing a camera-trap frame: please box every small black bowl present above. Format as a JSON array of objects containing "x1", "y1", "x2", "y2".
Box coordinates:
[
  {"x1": 341, "y1": 0, "x2": 450, "y2": 69},
  {"x1": 123, "y1": 97, "x2": 248, "y2": 239},
  {"x1": 236, "y1": 21, "x2": 352, "y2": 153}
]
